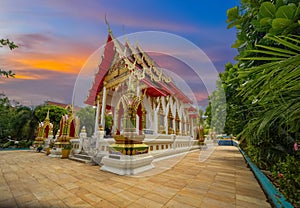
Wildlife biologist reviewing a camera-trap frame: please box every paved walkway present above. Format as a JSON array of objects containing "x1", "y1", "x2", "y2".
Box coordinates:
[{"x1": 0, "y1": 146, "x2": 271, "y2": 208}]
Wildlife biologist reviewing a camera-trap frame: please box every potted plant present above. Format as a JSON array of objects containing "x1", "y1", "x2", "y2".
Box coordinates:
[
  {"x1": 61, "y1": 144, "x2": 71, "y2": 159},
  {"x1": 46, "y1": 141, "x2": 54, "y2": 155}
]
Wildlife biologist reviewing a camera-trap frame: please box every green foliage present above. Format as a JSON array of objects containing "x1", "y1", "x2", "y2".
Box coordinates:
[
  {"x1": 105, "y1": 114, "x2": 113, "y2": 129},
  {"x1": 2, "y1": 141, "x2": 14, "y2": 148},
  {"x1": 253, "y1": 2, "x2": 300, "y2": 35},
  {"x1": 204, "y1": 78, "x2": 226, "y2": 134},
  {"x1": 219, "y1": 0, "x2": 300, "y2": 204},
  {"x1": 272, "y1": 155, "x2": 300, "y2": 204},
  {"x1": 0, "y1": 95, "x2": 35, "y2": 142},
  {"x1": 63, "y1": 144, "x2": 72, "y2": 150},
  {"x1": 0, "y1": 39, "x2": 18, "y2": 50},
  {"x1": 227, "y1": 0, "x2": 300, "y2": 60},
  {"x1": 0, "y1": 69, "x2": 15, "y2": 78},
  {"x1": 75, "y1": 106, "x2": 95, "y2": 137},
  {"x1": 0, "y1": 94, "x2": 13, "y2": 140},
  {"x1": 10, "y1": 106, "x2": 37, "y2": 140},
  {"x1": 0, "y1": 38, "x2": 18, "y2": 78},
  {"x1": 238, "y1": 35, "x2": 300, "y2": 143}
]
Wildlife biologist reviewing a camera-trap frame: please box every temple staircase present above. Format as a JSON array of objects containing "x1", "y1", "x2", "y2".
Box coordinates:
[{"x1": 69, "y1": 152, "x2": 95, "y2": 165}]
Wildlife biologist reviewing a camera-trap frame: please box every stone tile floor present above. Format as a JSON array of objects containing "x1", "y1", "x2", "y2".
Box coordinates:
[{"x1": 0, "y1": 146, "x2": 271, "y2": 208}]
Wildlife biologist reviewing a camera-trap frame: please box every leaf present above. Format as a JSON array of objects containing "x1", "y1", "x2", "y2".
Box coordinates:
[
  {"x1": 275, "y1": 4, "x2": 296, "y2": 19},
  {"x1": 259, "y1": 2, "x2": 276, "y2": 18},
  {"x1": 227, "y1": 6, "x2": 239, "y2": 22},
  {"x1": 272, "y1": 18, "x2": 292, "y2": 30},
  {"x1": 245, "y1": 49, "x2": 291, "y2": 58},
  {"x1": 256, "y1": 44, "x2": 297, "y2": 55},
  {"x1": 267, "y1": 35, "x2": 300, "y2": 52},
  {"x1": 227, "y1": 6, "x2": 240, "y2": 29},
  {"x1": 259, "y1": 17, "x2": 272, "y2": 26}
]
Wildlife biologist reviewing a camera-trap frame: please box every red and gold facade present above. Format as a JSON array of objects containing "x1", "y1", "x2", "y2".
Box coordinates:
[{"x1": 86, "y1": 28, "x2": 199, "y2": 155}]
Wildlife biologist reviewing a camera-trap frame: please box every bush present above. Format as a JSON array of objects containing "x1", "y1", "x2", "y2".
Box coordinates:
[
  {"x1": 272, "y1": 155, "x2": 300, "y2": 205},
  {"x1": 2, "y1": 141, "x2": 14, "y2": 148}
]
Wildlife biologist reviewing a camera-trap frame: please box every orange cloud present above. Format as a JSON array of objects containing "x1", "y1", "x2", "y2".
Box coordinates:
[
  {"x1": 14, "y1": 74, "x2": 39, "y2": 80},
  {"x1": 16, "y1": 56, "x2": 85, "y2": 74}
]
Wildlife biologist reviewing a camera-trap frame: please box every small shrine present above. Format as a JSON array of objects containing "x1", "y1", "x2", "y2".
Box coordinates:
[
  {"x1": 34, "y1": 110, "x2": 53, "y2": 150},
  {"x1": 49, "y1": 105, "x2": 80, "y2": 158}
]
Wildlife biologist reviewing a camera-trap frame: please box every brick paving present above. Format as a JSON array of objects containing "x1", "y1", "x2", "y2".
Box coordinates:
[{"x1": 0, "y1": 146, "x2": 271, "y2": 208}]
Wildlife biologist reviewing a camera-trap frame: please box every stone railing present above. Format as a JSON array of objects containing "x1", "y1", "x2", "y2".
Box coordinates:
[{"x1": 76, "y1": 127, "x2": 200, "y2": 165}]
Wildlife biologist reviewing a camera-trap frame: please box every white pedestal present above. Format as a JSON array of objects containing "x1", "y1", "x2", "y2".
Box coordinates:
[
  {"x1": 48, "y1": 148, "x2": 62, "y2": 158},
  {"x1": 100, "y1": 154, "x2": 154, "y2": 175}
]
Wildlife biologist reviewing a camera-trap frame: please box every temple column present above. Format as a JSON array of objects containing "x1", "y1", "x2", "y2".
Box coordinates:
[
  {"x1": 172, "y1": 119, "x2": 176, "y2": 135},
  {"x1": 190, "y1": 116, "x2": 194, "y2": 138},
  {"x1": 100, "y1": 86, "x2": 107, "y2": 128},
  {"x1": 165, "y1": 107, "x2": 168, "y2": 134},
  {"x1": 114, "y1": 107, "x2": 119, "y2": 133},
  {"x1": 185, "y1": 120, "x2": 188, "y2": 135},
  {"x1": 154, "y1": 108, "x2": 158, "y2": 134},
  {"x1": 94, "y1": 97, "x2": 100, "y2": 134}
]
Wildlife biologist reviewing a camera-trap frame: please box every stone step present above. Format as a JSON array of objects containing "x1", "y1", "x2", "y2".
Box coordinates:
[
  {"x1": 73, "y1": 153, "x2": 92, "y2": 161},
  {"x1": 69, "y1": 155, "x2": 94, "y2": 164},
  {"x1": 79, "y1": 151, "x2": 89, "y2": 156}
]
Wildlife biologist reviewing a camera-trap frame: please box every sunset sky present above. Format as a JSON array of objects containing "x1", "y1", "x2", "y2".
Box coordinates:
[{"x1": 0, "y1": 0, "x2": 240, "y2": 107}]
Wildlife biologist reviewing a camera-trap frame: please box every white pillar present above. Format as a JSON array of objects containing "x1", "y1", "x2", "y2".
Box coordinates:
[
  {"x1": 191, "y1": 116, "x2": 194, "y2": 138},
  {"x1": 179, "y1": 118, "x2": 182, "y2": 135},
  {"x1": 165, "y1": 109, "x2": 168, "y2": 134},
  {"x1": 154, "y1": 108, "x2": 158, "y2": 134},
  {"x1": 100, "y1": 87, "x2": 107, "y2": 128},
  {"x1": 114, "y1": 107, "x2": 119, "y2": 133},
  {"x1": 185, "y1": 120, "x2": 188, "y2": 135},
  {"x1": 94, "y1": 98, "x2": 100, "y2": 134}
]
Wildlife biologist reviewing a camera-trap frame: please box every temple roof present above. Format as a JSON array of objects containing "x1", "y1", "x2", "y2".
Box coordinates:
[{"x1": 85, "y1": 29, "x2": 193, "y2": 106}]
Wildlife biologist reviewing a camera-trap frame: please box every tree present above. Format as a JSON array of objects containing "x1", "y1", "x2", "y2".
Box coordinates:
[
  {"x1": 0, "y1": 94, "x2": 13, "y2": 141},
  {"x1": 75, "y1": 106, "x2": 95, "y2": 137},
  {"x1": 0, "y1": 38, "x2": 18, "y2": 78},
  {"x1": 205, "y1": 77, "x2": 226, "y2": 134},
  {"x1": 10, "y1": 106, "x2": 36, "y2": 141}
]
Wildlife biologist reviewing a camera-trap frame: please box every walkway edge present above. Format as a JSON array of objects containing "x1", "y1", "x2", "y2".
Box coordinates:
[{"x1": 239, "y1": 147, "x2": 294, "y2": 208}]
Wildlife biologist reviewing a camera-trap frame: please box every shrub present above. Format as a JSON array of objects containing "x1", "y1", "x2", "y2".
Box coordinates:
[{"x1": 272, "y1": 155, "x2": 300, "y2": 205}]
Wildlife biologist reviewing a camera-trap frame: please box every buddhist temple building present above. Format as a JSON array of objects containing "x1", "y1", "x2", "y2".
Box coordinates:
[{"x1": 86, "y1": 26, "x2": 199, "y2": 140}]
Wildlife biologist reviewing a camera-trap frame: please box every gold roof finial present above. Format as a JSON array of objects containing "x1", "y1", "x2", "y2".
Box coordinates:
[{"x1": 45, "y1": 109, "x2": 50, "y2": 121}]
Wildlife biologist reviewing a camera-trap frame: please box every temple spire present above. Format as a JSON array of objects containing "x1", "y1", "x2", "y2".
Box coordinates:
[
  {"x1": 45, "y1": 109, "x2": 50, "y2": 121},
  {"x1": 105, "y1": 14, "x2": 112, "y2": 34}
]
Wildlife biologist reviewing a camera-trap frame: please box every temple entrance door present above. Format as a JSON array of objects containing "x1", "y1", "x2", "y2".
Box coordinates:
[
  {"x1": 44, "y1": 125, "x2": 49, "y2": 138},
  {"x1": 137, "y1": 103, "x2": 143, "y2": 134},
  {"x1": 70, "y1": 120, "x2": 75, "y2": 137}
]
